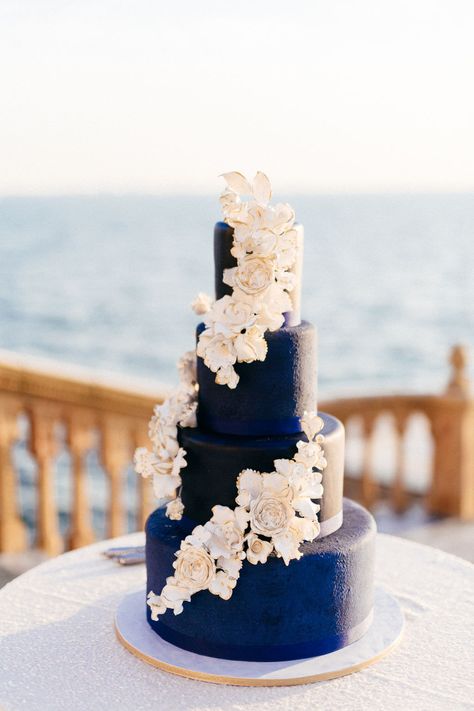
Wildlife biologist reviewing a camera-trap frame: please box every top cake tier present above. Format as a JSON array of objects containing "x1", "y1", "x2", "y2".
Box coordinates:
[
  {"x1": 214, "y1": 221, "x2": 303, "y2": 327},
  {"x1": 197, "y1": 221, "x2": 317, "y2": 437}
]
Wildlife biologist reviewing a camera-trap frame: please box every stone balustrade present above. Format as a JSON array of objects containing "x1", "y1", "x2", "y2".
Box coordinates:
[{"x1": 0, "y1": 346, "x2": 472, "y2": 555}]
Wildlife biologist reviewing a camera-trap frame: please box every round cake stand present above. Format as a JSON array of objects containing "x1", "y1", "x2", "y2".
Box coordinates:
[{"x1": 115, "y1": 587, "x2": 403, "y2": 687}]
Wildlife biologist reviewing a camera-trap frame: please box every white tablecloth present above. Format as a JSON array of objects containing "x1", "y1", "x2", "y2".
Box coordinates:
[{"x1": 0, "y1": 533, "x2": 473, "y2": 711}]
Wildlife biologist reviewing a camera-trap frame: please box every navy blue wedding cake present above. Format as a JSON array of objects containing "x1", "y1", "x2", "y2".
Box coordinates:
[{"x1": 135, "y1": 172, "x2": 376, "y2": 663}]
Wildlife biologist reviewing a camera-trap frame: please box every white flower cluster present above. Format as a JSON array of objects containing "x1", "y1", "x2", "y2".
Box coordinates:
[
  {"x1": 134, "y1": 351, "x2": 198, "y2": 519},
  {"x1": 147, "y1": 411, "x2": 326, "y2": 620},
  {"x1": 195, "y1": 171, "x2": 298, "y2": 389}
]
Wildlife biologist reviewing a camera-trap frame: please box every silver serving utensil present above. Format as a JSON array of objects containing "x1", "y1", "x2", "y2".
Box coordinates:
[{"x1": 103, "y1": 545, "x2": 145, "y2": 565}]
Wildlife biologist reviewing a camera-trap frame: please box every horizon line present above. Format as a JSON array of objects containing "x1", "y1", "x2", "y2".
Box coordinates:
[{"x1": 1, "y1": 188, "x2": 474, "y2": 200}]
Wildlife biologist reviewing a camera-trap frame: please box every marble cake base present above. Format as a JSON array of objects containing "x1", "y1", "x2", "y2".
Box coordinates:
[{"x1": 115, "y1": 587, "x2": 403, "y2": 687}]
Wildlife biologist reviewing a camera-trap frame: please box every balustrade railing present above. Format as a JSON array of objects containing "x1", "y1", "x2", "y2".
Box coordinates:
[{"x1": 0, "y1": 346, "x2": 472, "y2": 555}]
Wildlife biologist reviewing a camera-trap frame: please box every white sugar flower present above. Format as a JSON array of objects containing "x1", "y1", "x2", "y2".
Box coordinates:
[
  {"x1": 178, "y1": 400, "x2": 197, "y2": 428},
  {"x1": 171, "y1": 448, "x2": 187, "y2": 476},
  {"x1": 147, "y1": 591, "x2": 167, "y2": 620},
  {"x1": 204, "y1": 505, "x2": 246, "y2": 560},
  {"x1": 219, "y1": 187, "x2": 240, "y2": 213},
  {"x1": 271, "y1": 203, "x2": 296, "y2": 232},
  {"x1": 217, "y1": 554, "x2": 244, "y2": 579},
  {"x1": 220, "y1": 171, "x2": 252, "y2": 195},
  {"x1": 252, "y1": 171, "x2": 272, "y2": 205},
  {"x1": 215, "y1": 364, "x2": 239, "y2": 389},
  {"x1": 208, "y1": 295, "x2": 257, "y2": 335},
  {"x1": 234, "y1": 327, "x2": 268, "y2": 363},
  {"x1": 234, "y1": 256, "x2": 275, "y2": 295},
  {"x1": 255, "y1": 303, "x2": 286, "y2": 332},
  {"x1": 197, "y1": 333, "x2": 236, "y2": 372},
  {"x1": 184, "y1": 525, "x2": 212, "y2": 548},
  {"x1": 166, "y1": 497, "x2": 184, "y2": 521},
  {"x1": 173, "y1": 543, "x2": 216, "y2": 592},
  {"x1": 177, "y1": 350, "x2": 197, "y2": 386},
  {"x1": 294, "y1": 440, "x2": 327, "y2": 470},
  {"x1": 272, "y1": 528, "x2": 303, "y2": 566},
  {"x1": 301, "y1": 411, "x2": 325, "y2": 442},
  {"x1": 291, "y1": 495, "x2": 320, "y2": 521},
  {"x1": 249, "y1": 229, "x2": 278, "y2": 257},
  {"x1": 134, "y1": 447, "x2": 162, "y2": 478},
  {"x1": 246, "y1": 533, "x2": 273, "y2": 565},
  {"x1": 160, "y1": 578, "x2": 193, "y2": 615},
  {"x1": 209, "y1": 571, "x2": 238, "y2": 600},
  {"x1": 250, "y1": 491, "x2": 293, "y2": 538},
  {"x1": 236, "y1": 468, "x2": 263, "y2": 506},
  {"x1": 152, "y1": 473, "x2": 181, "y2": 499},
  {"x1": 259, "y1": 283, "x2": 293, "y2": 314},
  {"x1": 292, "y1": 515, "x2": 320, "y2": 542},
  {"x1": 191, "y1": 292, "x2": 213, "y2": 315}
]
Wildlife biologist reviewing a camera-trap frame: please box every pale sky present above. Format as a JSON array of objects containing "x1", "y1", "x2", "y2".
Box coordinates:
[{"x1": 1, "y1": 0, "x2": 474, "y2": 194}]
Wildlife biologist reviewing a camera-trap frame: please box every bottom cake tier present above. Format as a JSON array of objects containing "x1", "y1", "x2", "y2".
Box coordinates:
[{"x1": 145, "y1": 498, "x2": 376, "y2": 662}]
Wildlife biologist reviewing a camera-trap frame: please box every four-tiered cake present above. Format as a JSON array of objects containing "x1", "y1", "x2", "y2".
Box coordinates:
[{"x1": 136, "y1": 172, "x2": 376, "y2": 663}]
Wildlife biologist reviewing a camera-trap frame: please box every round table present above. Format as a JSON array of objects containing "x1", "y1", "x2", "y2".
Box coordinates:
[{"x1": 0, "y1": 533, "x2": 473, "y2": 711}]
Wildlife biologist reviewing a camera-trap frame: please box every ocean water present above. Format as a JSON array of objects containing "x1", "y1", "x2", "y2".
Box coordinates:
[{"x1": 0, "y1": 193, "x2": 472, "y2": 396}]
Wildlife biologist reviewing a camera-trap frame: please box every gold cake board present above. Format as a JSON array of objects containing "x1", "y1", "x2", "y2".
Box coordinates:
[{"x1": 115, "y1": 587, "x2": 403, "y2": 687}]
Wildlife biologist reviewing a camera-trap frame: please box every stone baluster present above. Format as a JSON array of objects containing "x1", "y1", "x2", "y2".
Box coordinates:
[
  {"x1": 0, "y1": 396, "x2": 27, "y2": 552},
  {"x1": 29, "y1": 406, "x2": 63, "y2": 555},
  {"x1": 67, "y1": 413, "x2": 95, "y2": 549},
  {"x1": 428, "y1": 347, "x2": 474, "y2": 519},
  {"x1": 101, "y1": 417, "x2": 132, "y2": 538},
  {"x1": 392, "y1": 410, "x2": 409, "y2": 513},
  {"x1": 360, "y1": 413, "x2": 378, "y2": 509}
]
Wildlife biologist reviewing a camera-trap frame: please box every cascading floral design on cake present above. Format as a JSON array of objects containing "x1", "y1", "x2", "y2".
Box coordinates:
[
  {"x1": 146, "y1": 411, "x2": 325, "y2": 619},
  {"x1": 196, "y1": 171, "x2": 299, "y2": 389},
  {"x1": 135, "y1": 172, "x2": 327, "y2": 619}
]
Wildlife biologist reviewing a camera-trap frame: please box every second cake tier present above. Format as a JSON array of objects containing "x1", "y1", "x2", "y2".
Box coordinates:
[{"x1": 197, "y1": 319, "x2": 317, "y2": 437}]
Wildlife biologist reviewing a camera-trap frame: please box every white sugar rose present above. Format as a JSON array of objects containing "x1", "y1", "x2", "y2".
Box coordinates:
[
  {"x1": 210, "y1": 295, "x2": 257, "y2": 335},
  {"x1": 234, "y1": 256, "x2": 275, "y2": 295},
  {"x1": 246, "y1": 533, "x2": 273, "y2": 565},
  {"x1": 166, "y1": 497, "x2": 184, "y2": 521},
  {"x1": 173, "y1": 544, "x2": 216, "y2": 592},
  {"x1": 250, "y1": 493, "x2": 293, "y2": 537},
  {"x1": 249, "y1": 229, "x2": 278, "y2": 256},
  {"x1": 234, "y1": 326, "x2": 268, "y2": 363},
  {"x1": 198, "y1": 333, "x2": 236, "y2": 372}
]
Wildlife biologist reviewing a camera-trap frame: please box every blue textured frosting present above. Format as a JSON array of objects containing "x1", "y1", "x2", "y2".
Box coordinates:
[
  {"x1": 145, "y1": 499, "x2": 375, "y2": 662},
  {"x1": 197, "y1": 320, "x2": 317, "y2": 436},
  {"x1": 179, "y1": 412, "x2": 343, "y2": 527}
]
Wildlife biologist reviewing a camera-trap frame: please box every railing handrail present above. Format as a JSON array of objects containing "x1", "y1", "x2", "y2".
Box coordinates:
[{"x1": 0, "y1": 348, "x2": 166, "y2": 418}]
